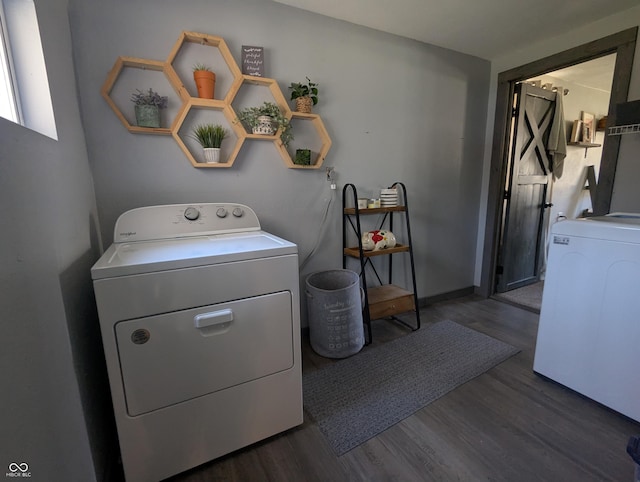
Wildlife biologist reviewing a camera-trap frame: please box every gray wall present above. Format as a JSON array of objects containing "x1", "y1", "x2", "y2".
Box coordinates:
[
  {"x1": 69, "y1": 0, "x2": 490, "y2": 309},
  {"x1": 0, "y1": 0, "x2": 110, "y2": 481}
]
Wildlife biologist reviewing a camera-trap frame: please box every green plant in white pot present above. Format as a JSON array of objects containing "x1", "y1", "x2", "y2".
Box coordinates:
[
  {"x1": 236, "y1": 101, "x2": 293, "y2": 147},
  {"x1": 130, "y1": 88, "x2": 168, "y2": 128},
  {"x1": 190, "y1": 123, "x2": 227, "y2": 163}
]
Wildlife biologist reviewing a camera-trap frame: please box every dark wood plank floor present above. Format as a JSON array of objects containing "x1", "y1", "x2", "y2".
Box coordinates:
[{"x1": 157, "y1": 295, "x2": 639, "y2": 481}]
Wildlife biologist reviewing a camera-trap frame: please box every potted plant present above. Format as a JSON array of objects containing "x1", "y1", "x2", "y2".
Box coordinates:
[
  {"x1": 288, "y1": 77, "x2": 318, "y2": 113},
  {"x1": 236, "y1": 101, "x2": 293, "y2": 147},
  {"x1": 193, "y1": 63, "x2": 216, "y2": 99},
  {"x1": 130, "y1": 88, "x2": 168, "y2": 128},
  {"x1": 190, "y1": 123, "x2": 227, "y2": 163},
  {"x1": 295, "y1": 148, "x2": 311, "y2": 165}
]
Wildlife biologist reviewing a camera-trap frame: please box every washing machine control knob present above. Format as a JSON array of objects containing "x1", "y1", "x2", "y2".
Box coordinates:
[
  {"x1": 232, "y1": 207, "x2": 244, "y2": 218},
  {"x1": 216, "y1": 208, "x2": 228, "y2": 218},
  {"x1": 184, "y1": 207, "x2": 200, "y2": 221}
]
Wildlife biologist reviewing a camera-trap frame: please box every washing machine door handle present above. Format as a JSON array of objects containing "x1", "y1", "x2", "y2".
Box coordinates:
[{"x1": 194, "y1": 308, "x2": 234, "y2": 329}]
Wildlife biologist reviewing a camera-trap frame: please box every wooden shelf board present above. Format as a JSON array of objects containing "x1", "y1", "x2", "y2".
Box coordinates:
[
  {"x1": 190, "y1": 162, "x2": 234, "y2": 168},
  {"x1": 344, "y1": 244, "x2": 410, "y2": 258},
  {"x1": 344, "y1": 206, "x2": 405, "y2": 215},
  {"x1": 567, "y1": 142, "x2": 601, "y2": 148},
  {"x1": 289, "y1": 163, "x2": 322, "y2": 170},
  {"x1": 245, "y1": 133, "x2": 279, "y2": 141},
  {"x1": 367, "y1": 284, "x2": 415, "y2": 321},
  {"x1": 127, "y1": 126, "x2": 172, "y2": 136}
]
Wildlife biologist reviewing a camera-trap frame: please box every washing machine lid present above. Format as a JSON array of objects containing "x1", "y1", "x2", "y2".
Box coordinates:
[
  {"x1": 91, "y1": 203, "x2": 297, "y2": 279},
  {"x1": 92, "y1": 231, "x2": 297, "y2": 279},
  {"x1": 551, "y1": 213, "x2": 640, "y2": 243}
]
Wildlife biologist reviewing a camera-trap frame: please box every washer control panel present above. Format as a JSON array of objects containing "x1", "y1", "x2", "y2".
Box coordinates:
[{"x1": 114, "y1": 203, "x2": 260, "y2": 242}]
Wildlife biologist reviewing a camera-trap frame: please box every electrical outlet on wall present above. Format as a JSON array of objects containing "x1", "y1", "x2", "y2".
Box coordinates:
[{"x1": 326, "y1": 167, "x2": 336, "y2": 189}]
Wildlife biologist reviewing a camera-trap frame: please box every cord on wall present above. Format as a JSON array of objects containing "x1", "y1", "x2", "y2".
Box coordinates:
[
  {"x1": 300, "y1": 169, "x2": 337, "y2": 270},
  {"x1": 299, "y1": 192, "x2": 334, "y2": 271}
]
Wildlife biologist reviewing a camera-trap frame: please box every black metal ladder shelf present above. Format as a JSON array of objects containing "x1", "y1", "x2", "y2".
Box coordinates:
[{"x1": 342, "y1": 182, "x2": 420, "y2": 344}]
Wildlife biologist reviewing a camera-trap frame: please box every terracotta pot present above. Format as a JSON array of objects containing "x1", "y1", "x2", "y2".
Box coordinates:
[{"x1": 193, "y1": 70, "x2": 216, "y2": 99}]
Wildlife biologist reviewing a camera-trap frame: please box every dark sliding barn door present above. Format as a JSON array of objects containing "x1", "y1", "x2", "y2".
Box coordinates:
[{"x1": 496, "y1": 83, "x2": 555, "y2": 293}]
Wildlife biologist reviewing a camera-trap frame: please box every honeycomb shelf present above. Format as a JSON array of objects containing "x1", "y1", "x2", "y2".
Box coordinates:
[
  {"x1": 103, "y1": 31, "x2": 332, "y2": 169},
  {"x1": 276, "y1": 111, "x2": 332, "y2": 169},
  {"x1": 101, "y1": 56, "x2": 180, "y2": 135},
  {"x1": 165, "y1": 31, "x2": 243, "y2": 105},
  {"x1": 172, "y1": 99, "x2": 245, "y2": 168}
]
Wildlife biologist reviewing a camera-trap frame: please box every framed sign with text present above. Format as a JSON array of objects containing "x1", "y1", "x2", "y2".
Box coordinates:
[{"x1": 242, "y1": 46, "x2": 264, "y2": 77}]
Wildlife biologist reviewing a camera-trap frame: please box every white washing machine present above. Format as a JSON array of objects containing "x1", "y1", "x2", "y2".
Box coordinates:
[
  {"x1": 533, "y1": 213, "x2": 640, "y2": 422},
  {"x1": 91, "y1": 203, "x2": 302, "y2": 482}
]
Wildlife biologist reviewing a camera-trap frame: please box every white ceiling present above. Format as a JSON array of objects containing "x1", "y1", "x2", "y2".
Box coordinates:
[
  {"x1": 545, "y1": 54, "x2": 617, "y2": 93},
  {"x1": 272, "y1": 0, "x2": 640, "y2": 60}
]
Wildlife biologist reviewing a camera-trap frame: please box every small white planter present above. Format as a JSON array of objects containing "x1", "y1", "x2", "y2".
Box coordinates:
[{"x1": 203, "y1": 147, "x2": 221, "y2": 163}]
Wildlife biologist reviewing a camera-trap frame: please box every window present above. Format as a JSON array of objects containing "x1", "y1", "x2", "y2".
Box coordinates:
[
  {"x1": 0, "y1": 0, "x2": 57, "y2": 140},
  {"x1": 0, "y1": 0, "x2": 20, "y2": 123}
]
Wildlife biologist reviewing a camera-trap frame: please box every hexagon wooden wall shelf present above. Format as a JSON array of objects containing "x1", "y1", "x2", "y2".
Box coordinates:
[
  {"x1": 102, "y1": 31, "x2": 332, "y2": 169},
  {"x1": 172, "y1": 99, "x2": 245, "y2": 168},
  {"x1": 101, "y1": 56, "x2": 181, "y2": 135},
  {"x1": 276, "y1": 112, "x2": 332, "y2": 169},
  {"x1": 234, "y1": 75, "x2": 331, "y2": 168},
  {"x1": 165, "y1": 31, "x2": 243, "y2": 105},
  {"x1": 236, "y1": 75, "x2": 290, "y2": 139}
]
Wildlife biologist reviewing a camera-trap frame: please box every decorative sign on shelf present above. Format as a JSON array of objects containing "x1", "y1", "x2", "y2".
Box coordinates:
[{"x1": 241, "y1": 45, "x2": 264, "y2": 77}]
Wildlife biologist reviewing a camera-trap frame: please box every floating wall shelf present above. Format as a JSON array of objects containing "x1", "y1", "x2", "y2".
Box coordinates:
[
  {"x1": 101, "y1": 56, "x2": 181, "y2": 135},
  {"x1": 102, "y1": 31, "x2": 332, "y2": 169},
  {"x1": 172, "y1": 100, "x2": 245, "y2": 168},
  {"x1": 165, "y1": 31, "x2": 243, "y2": 105}
]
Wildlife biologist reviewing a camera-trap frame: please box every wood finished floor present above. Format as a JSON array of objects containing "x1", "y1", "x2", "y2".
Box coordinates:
[{"x1": 153, "y1": 295, "x2": 639, "y2": 481}]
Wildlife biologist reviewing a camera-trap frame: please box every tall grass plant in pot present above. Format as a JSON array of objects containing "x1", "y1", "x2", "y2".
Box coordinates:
[{"x1": 190, "y1": 123, "x2": 227, "y2": 163}]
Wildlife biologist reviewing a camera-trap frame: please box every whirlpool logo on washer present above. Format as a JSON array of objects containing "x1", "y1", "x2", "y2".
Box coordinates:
[
  {"x1": 553, "y1": 235, "x2": 570, "y2": 245},
  {"x1": 6, "y1": 463, "x2": 30, "y2": 478}
]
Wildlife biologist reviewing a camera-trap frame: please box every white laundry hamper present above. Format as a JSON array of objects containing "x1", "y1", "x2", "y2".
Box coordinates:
[{"x1": 305, "y1": 269, "x2": 364, "y2": 358}]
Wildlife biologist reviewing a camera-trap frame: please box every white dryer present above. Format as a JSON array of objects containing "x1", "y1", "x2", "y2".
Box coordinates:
[
  {"x1": 533, "y1": 213, "x2": 640, "y2": 422},
  {"x1": 91, "y1": 203, "x2": 302, "y2": 482}
]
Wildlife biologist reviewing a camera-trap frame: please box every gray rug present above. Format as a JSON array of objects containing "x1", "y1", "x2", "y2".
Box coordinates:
[{"x1": 303, "y1": 320, "x2": 520, "y2": 456}]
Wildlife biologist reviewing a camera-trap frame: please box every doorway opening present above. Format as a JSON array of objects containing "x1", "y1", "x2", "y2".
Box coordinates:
[
  {"x1": 480, "y1": 27, "x2": 638, "y2": 305},
  {"x1": 493, "y1": 56, "x2": 616, "y2": 312}
]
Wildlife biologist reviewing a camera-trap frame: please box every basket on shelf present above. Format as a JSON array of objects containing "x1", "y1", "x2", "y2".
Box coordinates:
[{"x1": 295, "y1": 96, "x2": 313, "y2": 114}]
